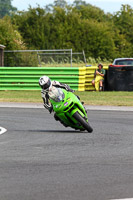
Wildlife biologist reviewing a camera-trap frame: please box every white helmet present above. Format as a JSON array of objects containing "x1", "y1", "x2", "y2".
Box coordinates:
[{"x1": 39, "y1": 76, "x2": 52, "y2": 90}]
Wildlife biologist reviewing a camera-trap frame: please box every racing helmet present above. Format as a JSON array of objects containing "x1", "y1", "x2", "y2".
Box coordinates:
[{"x1": 39, "y1": 76, "x2": 52, "y2": 90}]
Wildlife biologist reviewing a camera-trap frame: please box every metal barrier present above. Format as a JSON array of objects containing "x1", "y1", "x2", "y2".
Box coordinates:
[
  {"x1": 0, "y1": 67, "x2": 80, "y2": 90},
  {"x1": 0, "y1": 66, "x2": 108, "y2": 91}
]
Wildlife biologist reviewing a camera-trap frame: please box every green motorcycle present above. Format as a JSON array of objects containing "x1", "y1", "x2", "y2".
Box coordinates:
[{"x1": 49, "y1": 87, "x2": 93, "y2": 133}]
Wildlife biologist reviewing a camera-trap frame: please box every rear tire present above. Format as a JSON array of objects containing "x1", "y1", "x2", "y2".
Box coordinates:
[{"x1": 73, "y1": 111, "x2": 93, "y2": 133}]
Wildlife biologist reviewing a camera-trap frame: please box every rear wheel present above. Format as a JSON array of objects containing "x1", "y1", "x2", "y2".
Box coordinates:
[{"x1": 73, "y1": 111, "x2": 93, "y2": 133}]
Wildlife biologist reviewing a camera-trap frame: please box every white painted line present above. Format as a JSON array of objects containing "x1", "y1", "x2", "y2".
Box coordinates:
[
  {"x1": 111, "y1": 198, "x2": 133, "y2": 200},
  {"x1": 0, "y1": 127, "x2": 7, "y2": 135}
]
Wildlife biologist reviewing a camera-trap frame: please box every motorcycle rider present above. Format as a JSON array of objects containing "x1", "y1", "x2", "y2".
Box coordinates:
[
  {"x1": 39, "y1": 75, "x2": 74, "y2": 114},
  {"x1": 39, "y1": 76, "x2": 87, "y2": 127}
]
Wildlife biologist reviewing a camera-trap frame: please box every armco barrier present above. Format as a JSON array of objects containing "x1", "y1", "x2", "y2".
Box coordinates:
[
  {"x1": 0, "y1": 67, "x2": 83, "y2": 91},
  {"x1": 0, "y1": 66, "x2": 108, "y2": 91}
]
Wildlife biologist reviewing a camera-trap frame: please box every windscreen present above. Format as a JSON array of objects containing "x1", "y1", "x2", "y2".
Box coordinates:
[
  {"x1": 48, "y1": 87, "x2": 65, "y2": 102},
  {"x1": 115, "y1": 59, "x2": 133, "y2": 65}
]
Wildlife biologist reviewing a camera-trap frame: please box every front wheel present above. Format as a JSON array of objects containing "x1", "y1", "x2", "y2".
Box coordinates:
[{"x1": 73, "y1": 111, "x2": 93, "y2": 133}]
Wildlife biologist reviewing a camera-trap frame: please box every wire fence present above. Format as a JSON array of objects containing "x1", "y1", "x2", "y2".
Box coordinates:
[{"x1": 4, "y1": 49, "x2": 86, "y2": 67}]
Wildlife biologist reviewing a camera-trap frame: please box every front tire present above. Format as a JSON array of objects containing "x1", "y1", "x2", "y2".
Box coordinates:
[{"x1": 73, "y1": 111, "x2": 93, "y2": 133}]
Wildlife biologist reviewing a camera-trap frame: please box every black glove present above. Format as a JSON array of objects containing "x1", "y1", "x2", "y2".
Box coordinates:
[
  {"x1": 43, "y1": 104, "x2": 53, "y2": 113},
  {"x1": 48, "y1": 106, "x2": 53, "y2": 113},
  {"x1": 68, "y1": 88, "x2": 75, "y2": 92},
  {"x1": 65, "y1": 85, "x2": 75, "y2": 92}
]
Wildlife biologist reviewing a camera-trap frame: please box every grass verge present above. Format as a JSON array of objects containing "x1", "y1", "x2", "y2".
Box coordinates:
[{"x1": 0, "y1": 90, "x2": 133, "y2": 106}]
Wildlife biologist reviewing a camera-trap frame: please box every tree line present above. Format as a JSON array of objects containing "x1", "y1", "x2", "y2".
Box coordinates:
[{"x1": 0, "y1": 0, "x2": 133, "y2": 61}]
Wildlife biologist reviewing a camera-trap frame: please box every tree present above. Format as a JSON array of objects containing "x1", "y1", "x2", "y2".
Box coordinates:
[
  {"x1": 113, "y1": 5, "x2": 133, "y2": 42},
  {"x1": 45, "y1": 4, "x2": 53, "y2": 13},
  {"x1": 0, "y1": 16, "x2": 39, "y2": 66},
  {"x1": 0, "y1": 0, "x2": 17, "y2": 18},
  {"x1": 0, "y1": 16, "x2": 25, "y2": 49},
  {"x1": 53, "y1": 0, "x2": 67, "y2": 8},
  {"x1": 12, "y1": 7, "x2": 48, "y2": 49},
  {"x1": 73, "y1": 4, "x2": 107, "y2": 22},
  {"x1": 112, "y1": 4, "x2": 133, "y2": 56},
  {"x1": 73, "y1": 0, "x2": 87, "y2": 8},
  {"x1": 12, "y1": 4, "x2": 133, "y2": 59}
]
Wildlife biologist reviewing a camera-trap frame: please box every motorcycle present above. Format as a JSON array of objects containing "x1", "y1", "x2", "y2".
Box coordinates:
[{"x1": 49, "y1": 86, "x2": 93, "y2": 133}]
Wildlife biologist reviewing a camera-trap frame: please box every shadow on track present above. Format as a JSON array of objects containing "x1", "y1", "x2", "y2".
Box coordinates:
[{"x1": 27, "y1": 129, "x2": 89, "y2": 134}]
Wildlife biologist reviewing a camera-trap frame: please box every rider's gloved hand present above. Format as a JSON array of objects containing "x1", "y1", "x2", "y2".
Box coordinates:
[
  {"x1": 43, "y1": 104, "x2": 53, "y2": 113},
  {"x1": 65, "y1": 85, "x2": 75, "y2": 92},
  {"x1": 48, "y1": 106, "x2": 53, "y2": 113},
  {"x1": 68, "y1": 88, "x2": 75, "y2": 92}
]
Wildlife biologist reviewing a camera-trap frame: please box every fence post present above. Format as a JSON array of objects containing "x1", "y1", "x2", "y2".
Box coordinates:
[{"x1": 0, "y1": 45, "x2": 6, "y2": 66}]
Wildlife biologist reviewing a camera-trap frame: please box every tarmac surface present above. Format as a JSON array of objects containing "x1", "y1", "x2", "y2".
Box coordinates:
[{"x1": 0, "y1": 103, "x2": 133, "y2": 200}]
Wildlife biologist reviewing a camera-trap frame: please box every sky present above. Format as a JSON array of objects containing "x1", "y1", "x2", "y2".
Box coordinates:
[{"x1": 12, "y1": 0, "x2": 133, "y2": 13}]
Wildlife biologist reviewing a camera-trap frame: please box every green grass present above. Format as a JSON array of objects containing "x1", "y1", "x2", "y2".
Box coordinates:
[
  {"x1": 0, "y1": 90, "x2": 133, "y2": 106},
  {"x1": 76, "y1": 91, "x2": 133, "y2": 106}
]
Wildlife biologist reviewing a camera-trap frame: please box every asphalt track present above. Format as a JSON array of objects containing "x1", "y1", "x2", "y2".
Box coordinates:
[{"x1": 0, "y1": 103, "x2": 133, "y2": 200}]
